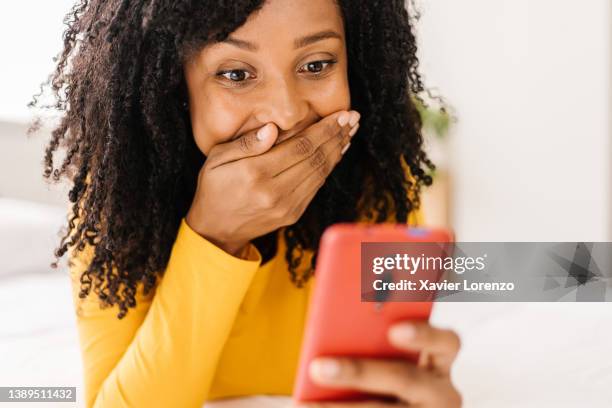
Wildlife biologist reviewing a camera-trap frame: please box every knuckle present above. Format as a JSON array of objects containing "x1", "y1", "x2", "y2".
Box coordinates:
[
  {"x1": 309, "y1": 148, "x2": 326, "y2": 169},
  {"x1": 336, "y1": 126, "x2": 346, "y2": 142},
  {"x1": 334, "y1": 141, "x2": 345, "y2": 160},
  {"x1": 322, "y1": 118, "x2": 339, "y2": 136},
  {"x1": 294, "y1": 135, "x2": 314, "y2": 156},
  {"x1": 345, "y1": 358, "x2": 364, "y2": 379},
  {"x1": 240, "y1": 163, "x2": 259, "y2": 186},
  {"x1": 318, "y1": 162, "x2": 330, "y2": 180},
  {"x1": 275, "y1": 203, "x2": 290, "y2": 220},
  {"x1": 238, "y1": 134, "x2": 255, "y2": 153},
  {"x1": 256, "y1": 189, "x2": 278, "y2": 208}
]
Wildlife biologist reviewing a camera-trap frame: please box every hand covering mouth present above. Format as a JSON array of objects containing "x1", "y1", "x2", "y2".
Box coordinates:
[{"x1": 274, "y1": 128, "x2": 303, "y2": 145}]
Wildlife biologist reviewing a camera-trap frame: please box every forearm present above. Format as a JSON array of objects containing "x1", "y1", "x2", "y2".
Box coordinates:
[{"x1": 75, "y1": 218, "x2": 262, "y2": 408}]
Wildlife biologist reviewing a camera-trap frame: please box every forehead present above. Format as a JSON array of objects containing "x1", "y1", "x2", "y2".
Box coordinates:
[{"x1": 230, "y1": 0, "x2": 345, "y2": 43}]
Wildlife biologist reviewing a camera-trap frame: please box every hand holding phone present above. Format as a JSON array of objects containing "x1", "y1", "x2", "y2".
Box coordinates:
[{"x1": 292, "y1": 223, "x2": 456, "y2": 404}]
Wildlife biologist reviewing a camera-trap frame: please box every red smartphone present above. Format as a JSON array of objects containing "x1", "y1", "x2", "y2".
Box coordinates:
[{"x1": 292, "y1": 223, "x2": 454, "y2": 404}]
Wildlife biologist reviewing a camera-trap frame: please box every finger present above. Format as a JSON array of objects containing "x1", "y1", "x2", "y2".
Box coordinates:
[
  {"x1": 387, "y1": 322, "x2": 461, "y2": 374},
  {"x1": 275, "y1": 123, "x2": 354, "y2": 224},
  {"x1": 205, "y1": 122, "x2": 279, "y2": 169},
  {"x1": 273, "y1": 118, "x2": 354, "y2": 196},
  {"x1": 260, "y1": 110, "x2": 359, "y2": 176},
  {"x1": 308, "y1": 357, "x2": 433, "y2": 403},
  {"x1": 279, "y1": 163, "x2": 325, "y2": 226},
  {"x1": 295, "y1": 400, "x2": 409, "y2": 408}
]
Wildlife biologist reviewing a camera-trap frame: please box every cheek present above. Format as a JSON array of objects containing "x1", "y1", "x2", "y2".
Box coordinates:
[
  {"x1": 307, "y1": 74, "x2": 351, "y2": 118},
  {"x1": 189, "y1": 89, "x2": 251, "y2": 156}
]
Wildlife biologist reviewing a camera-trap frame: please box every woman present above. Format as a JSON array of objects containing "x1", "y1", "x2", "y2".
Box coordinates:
[{"x1": 33, "y1": 0, "x2": 461, "y2": 406}]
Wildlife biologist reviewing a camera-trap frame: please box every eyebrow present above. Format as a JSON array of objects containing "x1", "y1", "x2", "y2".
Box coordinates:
[
  {"x1": 223, "y1": 30, "x2": 343, "y2": 52},
  {"x1": 293, "y1": 30, "x2": 343, "y2": 49}
]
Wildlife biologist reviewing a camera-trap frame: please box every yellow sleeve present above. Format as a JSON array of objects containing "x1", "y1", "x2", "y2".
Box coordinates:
[
  {"x1": 69, "y1": 217, "x2": 262, "y2": 408},
  {"x1": 402, "y1": 155, "x2": 426, "y2": 227},
  {"x1": 407, "y1": 205, "x2": 424, "y2": 227}
]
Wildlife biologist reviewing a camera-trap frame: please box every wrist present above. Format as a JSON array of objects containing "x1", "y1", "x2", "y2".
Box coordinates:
[
  {"x1": 184, "y1": 212, "x2": 249, "y2": 259},
  {"x1": 216, "y1": 240, "x2": 250, "y2": 259}
]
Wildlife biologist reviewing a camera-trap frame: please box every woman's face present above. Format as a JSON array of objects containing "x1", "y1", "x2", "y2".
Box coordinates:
[{"x1": 183, "y1": 0, "x2": 351, "y2": 155}]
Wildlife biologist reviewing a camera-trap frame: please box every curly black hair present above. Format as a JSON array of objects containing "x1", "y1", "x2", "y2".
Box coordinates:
[{"x1": 29, "y1": 0, "x2": 435, "y2": 319}]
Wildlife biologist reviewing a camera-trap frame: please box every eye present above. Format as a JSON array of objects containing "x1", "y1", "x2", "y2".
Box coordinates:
[
  {"x1": 218, "y1": 69, "x2": 255, "y2": 82},
  {"x1": 299, "y1": 59, "x2": 337, "y2": 75}
]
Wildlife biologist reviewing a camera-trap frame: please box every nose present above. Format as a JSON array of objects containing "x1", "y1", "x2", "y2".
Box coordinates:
[{"x1": 254, "y1": 76, "x2": 309, "y2": 131}]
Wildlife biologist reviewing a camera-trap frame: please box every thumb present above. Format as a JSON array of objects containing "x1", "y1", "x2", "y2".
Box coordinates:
[{"x1": 206, "y1": 123, "x2": 278, "y2": 168}]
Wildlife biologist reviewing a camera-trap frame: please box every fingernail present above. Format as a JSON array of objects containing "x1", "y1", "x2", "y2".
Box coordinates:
[
  {"x1": 337, "y1": 111, "x2": 350, "y2": 127},
  {"x1": 341, "y1": 142, "x2": 351, "y2": 155},
  {"x1": 256, "y1": 124, "x2": 271, "y2": 141},
  {"x1": 389, "y1": 323, "x2": 416, "y2": 343},
  {"x1": 348, "y1": 111, "x2": 360, "y2": 127},
  {"x1": 310, "y1": 358, "x2": 340, "y2": 380},
  {"x1": 349, "y1": 123, "x2": 360, "y2": 137}
]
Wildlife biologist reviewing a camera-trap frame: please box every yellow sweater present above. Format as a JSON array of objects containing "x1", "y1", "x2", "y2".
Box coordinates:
[{"x1": 70, "y1": 211, "x2": 423, "y2": 407}]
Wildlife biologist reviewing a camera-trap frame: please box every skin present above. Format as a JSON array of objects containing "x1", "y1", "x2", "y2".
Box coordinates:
[
  {"x1": 298, "y1": 322, "x2": 462, "y2": 408},
  {"x1": 183, "y1": 0, "x2": 357, "y2": 257},
  {"x1": 183, "y1": 0, "x2": 462, "y2": 406}
]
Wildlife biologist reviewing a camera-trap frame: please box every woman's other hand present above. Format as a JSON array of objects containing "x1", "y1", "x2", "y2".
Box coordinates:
[
  {"x1": 186, "y1": 109, "x2": 360, "y2": 257},
  {"x1": 297, "y1": 322, "x2": 462, "y2": 408}
]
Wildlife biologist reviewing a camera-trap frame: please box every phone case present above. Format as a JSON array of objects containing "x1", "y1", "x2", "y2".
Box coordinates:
[{"x1": 292, "y1": 223, "x2": 454, "y2": 403}]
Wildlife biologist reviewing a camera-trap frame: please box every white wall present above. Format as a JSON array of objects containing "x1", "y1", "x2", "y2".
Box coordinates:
[
  {"x1": 1, "y1": 1, "x2": 610, "y2": 236},
  {"x1": 0, "y1": 1, "x2": 76, "y2": 123},
  {"x1": 416, "y1": 0, "x2": 611, "y2": 241},
  {"x1": 0, "y1": 1, "x2": 78, "y2": 205}
]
